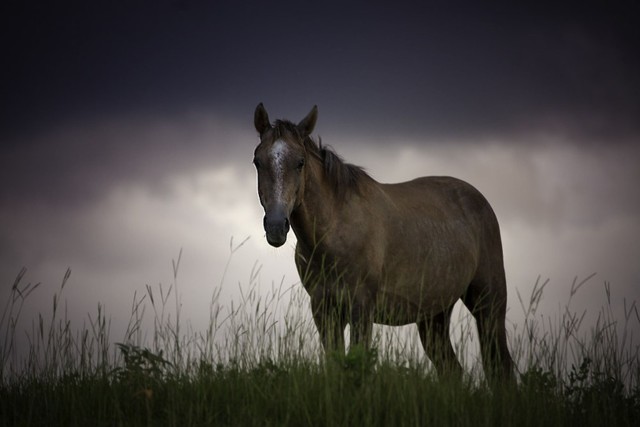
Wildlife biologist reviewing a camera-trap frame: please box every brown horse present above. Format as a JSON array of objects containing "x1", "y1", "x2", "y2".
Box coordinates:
[{"x1": 252, "y1": 103, "x2": 514, "y2": 381}]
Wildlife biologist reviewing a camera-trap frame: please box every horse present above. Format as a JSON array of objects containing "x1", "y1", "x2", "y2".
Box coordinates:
[{"x1": 252, "y1": 103, "x2": 514, "y2": 381}]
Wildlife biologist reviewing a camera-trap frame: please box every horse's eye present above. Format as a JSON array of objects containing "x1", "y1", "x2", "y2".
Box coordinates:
[
  {"x1": 296, "y1": 158, "x2": 305, "y2": 171},
  {"x1": 253, "y1": 158, "x2": 261, "y2": 169}
]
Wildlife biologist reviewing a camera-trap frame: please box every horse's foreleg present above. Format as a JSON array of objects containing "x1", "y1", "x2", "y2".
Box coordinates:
[
  {"x1": 311, "y1": 296, "x2": 346, "y2": 355},
  {"x1": 349, "y1": 303, "x2": 373, "y2": 351}
]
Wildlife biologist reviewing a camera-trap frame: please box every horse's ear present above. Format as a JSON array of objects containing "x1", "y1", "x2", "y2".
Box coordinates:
[
  {"x1": 254, "y1": 103, "x2": 271, "y2": 135},
  {"x1": 297, "y1": 105, "x2": 318, "y2": 138}
]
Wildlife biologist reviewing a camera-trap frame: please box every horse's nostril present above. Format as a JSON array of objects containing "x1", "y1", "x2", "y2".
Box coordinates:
[{"x1": 264, "y1": 213, "x2": 290, "y2": 234}]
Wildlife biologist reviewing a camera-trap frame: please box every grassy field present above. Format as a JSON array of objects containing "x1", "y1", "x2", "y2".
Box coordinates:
[{"x1": 1, "y1": 252, "x2": 639, "y2": 426}]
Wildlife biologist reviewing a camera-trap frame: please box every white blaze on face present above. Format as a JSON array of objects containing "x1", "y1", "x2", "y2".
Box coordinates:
[{"x1": 270, "y1": 140, "x2": 289, "y2": 205}]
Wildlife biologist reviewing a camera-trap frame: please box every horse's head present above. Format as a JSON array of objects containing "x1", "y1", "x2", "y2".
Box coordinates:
[{"x1": 253, "y1": 103, "x2": 317, "y2": 247}]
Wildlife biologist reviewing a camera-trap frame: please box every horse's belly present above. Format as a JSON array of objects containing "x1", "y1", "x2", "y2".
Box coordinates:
[
  {"x1": 374, "y1": 262, "x2": 475, "y2": 325},
  {"x1": 373, "y1": 217, "x2": 481, "y2": 323},
  {"x1": 373, "y1": 288, "x2": 462, "y2": 325}
]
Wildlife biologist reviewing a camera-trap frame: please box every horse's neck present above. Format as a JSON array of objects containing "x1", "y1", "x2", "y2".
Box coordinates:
[{"x1": 290, "y1": 162, "x2": 340, "y2": 248}]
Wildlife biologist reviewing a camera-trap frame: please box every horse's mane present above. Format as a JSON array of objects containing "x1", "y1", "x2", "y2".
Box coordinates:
[{"x1": 273, "y1": 120, "x2": 370, "y2": 197}]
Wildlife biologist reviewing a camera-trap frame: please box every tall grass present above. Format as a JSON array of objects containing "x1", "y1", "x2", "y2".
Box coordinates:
[{"x1": 1, "y1": 244, "x2": 639, "y2": 426}]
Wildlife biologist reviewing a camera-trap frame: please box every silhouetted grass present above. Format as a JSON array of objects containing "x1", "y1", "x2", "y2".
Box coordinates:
[{"x1": 1, "y1": 244, "x2": 639, "y2": 426}]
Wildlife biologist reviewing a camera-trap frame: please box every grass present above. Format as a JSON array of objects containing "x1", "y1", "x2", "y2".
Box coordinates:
[{"x1": 1, "y1": 244, "x2": 639, "y2": 426}]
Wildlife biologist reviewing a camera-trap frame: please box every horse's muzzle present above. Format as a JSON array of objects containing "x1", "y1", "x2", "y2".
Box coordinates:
[{"x1": 263, "y1": 213, "x2": 290, "y2": 247}]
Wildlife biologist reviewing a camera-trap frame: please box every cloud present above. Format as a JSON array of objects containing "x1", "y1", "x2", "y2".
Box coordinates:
[
  {"x1": 0, "y1": 111, "x2": 255, "y2": 208},
  {"x1": 2, "y1": 0, "x2": 638, "y2": 367},
  {"x1": 1, "y1": 111, "x2": 638, "y2": 363},
  {"x1": 2, "y1": 2, "x2": 638, "y2": 144}
]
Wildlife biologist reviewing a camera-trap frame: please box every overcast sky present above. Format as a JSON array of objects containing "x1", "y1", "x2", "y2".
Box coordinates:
[{"x1": 1, "y1": 1, "x2": 639, "y2": 361}]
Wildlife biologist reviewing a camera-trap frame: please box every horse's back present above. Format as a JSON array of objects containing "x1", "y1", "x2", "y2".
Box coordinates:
[{"x1": 380, "y1": 176, "x2": 498, "y2": 228}]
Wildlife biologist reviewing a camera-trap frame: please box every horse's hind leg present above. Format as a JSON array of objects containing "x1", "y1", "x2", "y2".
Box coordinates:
[
  {"x1": 462, "y1": 277, "x2": 514, "y2": 383},
  {"x1": 417, "y1": 307, "x2": 464, "y2": 379}
]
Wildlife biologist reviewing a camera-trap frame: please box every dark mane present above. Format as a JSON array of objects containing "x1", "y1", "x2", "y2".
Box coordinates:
[{"x1": 273, "y1": 120, "x2": 369, "y2": 197}]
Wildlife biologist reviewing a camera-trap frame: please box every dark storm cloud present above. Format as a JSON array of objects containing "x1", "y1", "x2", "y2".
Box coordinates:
[
  {"x1": 1, "y1": 0, "x2": 639, "y2": 214},
  {"x1": 0, "y1": 113, "x2": 251, "y2": 207},
  {"x1": 1, "y1": 1, "x2": 638, "y2": 141},
  {"x1": 1, "y1": 1, "x2": 639, "y2": 364}
]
